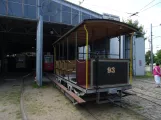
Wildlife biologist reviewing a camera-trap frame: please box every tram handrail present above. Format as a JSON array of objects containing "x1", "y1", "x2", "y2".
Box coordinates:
[
  {"x1": 84, "y1": 24, "x2": 89, "y2": 89},
  {"x1": 76, "y1": 60, "x2": 86, "y2": 63},
  {"x1": 130, "y1": 33, "x2": 134, "y2": 84}
]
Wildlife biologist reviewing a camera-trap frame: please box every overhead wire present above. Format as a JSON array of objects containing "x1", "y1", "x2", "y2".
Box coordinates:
[
  {"x1": 139, "y1": 0, "x2": 156, "y2": 12},
  {"x1": 140, "y1": 2, "x2": 161, "y2": 13},
  {"x1": 130, "y1": 1, "x2": 161, "y2": 17}
]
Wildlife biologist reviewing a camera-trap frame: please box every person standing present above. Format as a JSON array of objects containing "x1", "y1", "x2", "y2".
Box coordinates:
[{"x1": 153, "y1": 63, "x2": 161, "y2": 88}]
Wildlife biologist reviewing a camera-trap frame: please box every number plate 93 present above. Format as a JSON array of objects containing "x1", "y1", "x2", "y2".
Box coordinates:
[{"x1": 107, "y1": 67, "x2": 115, "y2": 73}]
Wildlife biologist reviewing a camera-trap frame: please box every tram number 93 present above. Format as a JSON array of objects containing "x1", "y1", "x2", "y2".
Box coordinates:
[{"x1": 107, "y1": 67, "x2": 115, "y2": 74}]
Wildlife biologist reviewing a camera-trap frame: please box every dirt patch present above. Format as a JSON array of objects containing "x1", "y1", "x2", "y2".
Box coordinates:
[
  {"x1": 23, "y1": 80, "x2": 145, "y2": 120},
  {"x1": 0, "y1": 81, "x2": 21, "y2": 120},
  {"x1": 1, "y1": 74, "x2": 161, "y2": 120}
]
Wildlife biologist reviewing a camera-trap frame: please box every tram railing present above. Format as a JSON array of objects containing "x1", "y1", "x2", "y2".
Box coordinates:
[{"x1": 78, "y1": 52, "x2": 119, "y2": 59}]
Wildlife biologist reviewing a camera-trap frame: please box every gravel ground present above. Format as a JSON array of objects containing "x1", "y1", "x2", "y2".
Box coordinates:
[
  {"x1": 1, "y1": 74, "x2": 161, "y2": 120},
  {"x1": 124, "y1": 78, "x2": 161, "y2": 120},
  {"x1": 23, "y1": 77, "x2": 145, "y2": 120},
  {"x1": 0, "y1": 75, "x2": 22, "y2": 120}
]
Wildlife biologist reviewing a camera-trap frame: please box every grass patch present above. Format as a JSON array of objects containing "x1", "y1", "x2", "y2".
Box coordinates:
[
  {"x1": 1, "y1": 108, "x2": 7, "y2": 112},
  {"x1": 32, "y1": 82, "x2": 48, "y2": 89},
  {"x1": 7, "y1": 91, "x2": 20, "y2": 104},
  {"x1": 132, "y1": 105, "x2": 144, "y2": 110},
  {"x1": 26, "y1": 102, "x2": 46, "y2": 115},
  {"x1": 16, "y1": 110, "x2": 21, "y2": 119},
  {"x1": 135, "y1": 71, "x2": 153, "y2": 79},
  {"x1": 0, "y1": 90, "x2": 20, "y2": 104}
]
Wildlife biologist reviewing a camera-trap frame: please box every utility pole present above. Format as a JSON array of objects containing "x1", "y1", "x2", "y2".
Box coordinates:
[{"x1": 150, "y1": 23, "x2": 153, "y2": 73}]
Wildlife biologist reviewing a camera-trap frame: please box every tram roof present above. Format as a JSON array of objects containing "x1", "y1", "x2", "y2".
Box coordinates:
[{"x1": 53, "y1": 19, "x2": 138, "y2": 46}]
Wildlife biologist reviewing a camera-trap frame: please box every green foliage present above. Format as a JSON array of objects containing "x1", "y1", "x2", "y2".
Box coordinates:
[
  {"x1": 155, "y1": 49, "x2": 161, "y2": 64},
  {"x1": 135, "y1": 71, "x2": 153, "y2": 78},
  {"x1": 123, "y1": 19, "x2": 146, "y2": 40},
  {"x1": 145, "y1": 50, "x2": 155, "y2": 65}
]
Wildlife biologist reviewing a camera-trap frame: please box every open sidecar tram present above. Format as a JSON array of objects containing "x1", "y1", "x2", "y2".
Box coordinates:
[{"x1": 51, "y1": 19, "x2": 137, "y2": 105}]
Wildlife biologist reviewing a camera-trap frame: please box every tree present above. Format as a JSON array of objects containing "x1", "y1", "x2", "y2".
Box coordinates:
[
  {"x1": 145, "y1": 50, "x2": 155, "y2": 65},
  {"x1": 123, "y1": 19, "x2": 146, "y2": 40},
  {"x1": 155, "y1": 49, "x2": 161, "y2": 64}
]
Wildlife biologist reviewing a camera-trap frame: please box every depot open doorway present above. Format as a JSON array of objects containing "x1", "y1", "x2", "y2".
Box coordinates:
[{"x1": 0, "y1": 16, "x2": 73, "y2": 74}]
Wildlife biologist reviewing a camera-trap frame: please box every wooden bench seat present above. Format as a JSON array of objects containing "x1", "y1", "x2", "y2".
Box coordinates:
[{"x1": 55, "y1": 60, "x2": 76, "y2": 76}]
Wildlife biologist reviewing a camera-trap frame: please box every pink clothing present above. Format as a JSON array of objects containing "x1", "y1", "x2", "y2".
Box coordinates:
[{"x1": 153, "y1": 66, "x2": 161, "y2": 76}]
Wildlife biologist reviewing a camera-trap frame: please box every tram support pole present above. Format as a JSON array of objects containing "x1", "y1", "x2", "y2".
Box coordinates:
[
  {"x1": 119, "y1": 36, "x2": 121, "y2": 59},
  {"x1": 130, "y1": 33, "x2": 134, "y2": 84},
  {"x1": 67, "y1": 38, "x2": 68, "y2": 60},
  {"x1": 54, "y1": 46, "x2": 56, "y2": 74},
  {"x1": 84, "y1": 24, "x2": 89, "y2": 89},
  {"x1": 36, "y1": 0, "x2": 43, "y2": 86}
]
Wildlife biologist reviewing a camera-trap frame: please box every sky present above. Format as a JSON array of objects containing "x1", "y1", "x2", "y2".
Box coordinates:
[{"x1": 66, "y1": 0, "x2": 161, "y2": 54}]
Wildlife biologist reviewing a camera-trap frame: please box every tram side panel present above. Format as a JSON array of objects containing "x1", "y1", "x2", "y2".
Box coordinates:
[
  {"x1": 76, "y1": 59, "x2": 129, "y2": 87},
  {"x1": 92, "y1": 60, "x2": 129, "y2": 86},
  {"x1": 76, "y1": 60, "x2": 91, "y2": 86}
]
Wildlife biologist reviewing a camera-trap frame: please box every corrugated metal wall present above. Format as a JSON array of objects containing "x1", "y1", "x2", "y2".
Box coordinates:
[
  {"x1": 0, "y1": 0, "x2": 102, "y2": 26},
  {"x1": 123, "y1": 35, "x2": 145, "y2": 76}
]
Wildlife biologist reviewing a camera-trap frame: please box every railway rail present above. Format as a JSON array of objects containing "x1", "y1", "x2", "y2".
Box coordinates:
[
  {"x1": 46, "y1": 73, "x2": 154, "y2": 120},
  {"x1": 20, "y1": 72, "x2": 34, "y2": 120},
  {"x1": 19, "y1": 72, "x2": 160, "y2": 120},
  {"x1": 134, "y1": 79, "x2": 154, "y2": 84},
  {"x1": 132, "y1": 85, "x2": 161, "y2": 96},
  {"x1": 129, "y1": 88, "x2": 161, "y2": 106}
]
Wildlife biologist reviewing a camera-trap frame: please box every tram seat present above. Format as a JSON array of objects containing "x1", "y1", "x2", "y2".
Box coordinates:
[
  {"x1": 62, "y1": 60, "x2": 68, "y2": 74},
  {"x1": 59, "y1": 60, "x2": 64, "y2": 75},
  {"x1": 55, "y1": 61, "x2": 60, "y2": 75},
  {"x1": 55, "y1": 60, "x2": 76, "y2": 76},
  {"x1": 66, "y1": 60, "x2": 76, "y2": 74}
]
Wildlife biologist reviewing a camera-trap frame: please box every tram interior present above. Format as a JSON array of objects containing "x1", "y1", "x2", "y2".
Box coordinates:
[{"x1": 55, "y1": 37, "x2": 113, "y2": 87}]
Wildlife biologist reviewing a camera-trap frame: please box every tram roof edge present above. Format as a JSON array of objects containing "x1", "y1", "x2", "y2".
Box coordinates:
[{"x1": 52, "y1": 19, "x2": 138, "y2": 46}]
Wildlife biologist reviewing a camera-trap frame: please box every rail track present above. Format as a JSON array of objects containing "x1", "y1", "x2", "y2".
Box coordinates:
[
  {"x1": 122, "y1": 88, "x2": 161, "y2": 120},
  {"x1": 130, "y1": 89, "x2": 161, "y2": 106},
  {"x1": 20, "y1": 72, "x2": 34, "y2": 120},
  {"x1": 132, "y1": 85, "x2": 161, "y2": 96},
  {"x1": 46, "y1": 74, "x2": 153, "y2": 120},
  {"x1": 20, "y1": 73, "x2": 160, "y2": 120},
  {"x1": 134, "y1": 78, "x2": 154, "y2": 84}
]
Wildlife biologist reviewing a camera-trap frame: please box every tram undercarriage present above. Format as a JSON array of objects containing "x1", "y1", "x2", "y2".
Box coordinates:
[{"x1": 53, "y1": 59, "x2": 132, "y2": 105}]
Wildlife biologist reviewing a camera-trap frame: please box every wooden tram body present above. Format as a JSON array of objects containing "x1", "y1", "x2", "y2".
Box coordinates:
[{"x1": 52, "y1": 19, "x2": 138, "y2": 104}]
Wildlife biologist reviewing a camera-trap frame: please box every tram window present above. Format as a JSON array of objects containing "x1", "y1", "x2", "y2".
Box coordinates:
[
  {"x1": 78, "y1": 46, "x2": 90, "y2": 60},
  {"x1": 45, "y1": 57, "x2": 52, "y2": 63}
]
